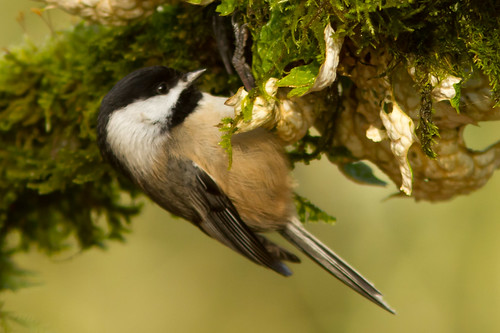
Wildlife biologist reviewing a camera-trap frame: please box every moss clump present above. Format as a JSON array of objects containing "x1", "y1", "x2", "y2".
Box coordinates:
[
  {"x1": 216, "y1": 0, "x2": 499, "y2": 105},
  {"x1": 0, "y1": 3, "x2": 237, "y2": 294}
]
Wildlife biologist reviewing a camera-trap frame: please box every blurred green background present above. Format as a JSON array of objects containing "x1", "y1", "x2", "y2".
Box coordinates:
[{"x1": 2, "y1": 2, "x2": 500, "y2": 333}]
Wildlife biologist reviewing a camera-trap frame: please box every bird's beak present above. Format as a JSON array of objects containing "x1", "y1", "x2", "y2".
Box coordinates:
[{"x1": 184, "y1": 68, "x2": 206, "y2": 86}]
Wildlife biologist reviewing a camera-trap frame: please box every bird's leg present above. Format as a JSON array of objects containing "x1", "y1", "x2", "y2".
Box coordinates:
[
  {"x1": 212, "y1": 12, "x2": 256, "y2": 90},
  {"x1": 231, "y1": 15, "x2": 255, "y2": 91},
  {"x1": 212, "y1": 13, "x2": 234, "y2": 75}
]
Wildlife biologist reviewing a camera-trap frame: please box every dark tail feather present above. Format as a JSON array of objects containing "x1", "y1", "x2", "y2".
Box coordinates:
[
  {"x1": 256, "y1": 234, "x2": 301, "y2": 263},
  {"x1": 280, "y1": 220, "x2": 395, "y2": 314}
]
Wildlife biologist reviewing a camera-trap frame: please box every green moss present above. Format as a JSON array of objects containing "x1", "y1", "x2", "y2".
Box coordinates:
[
  {"x1": 218, "y1": 116, "x2": 239, "y2": 169},
  {"x1": 416, "y1": 81, "x2": 439, "y2": 159},
  {"x1": 0, "y1": 3, "x2": 237, "y2": 293},
  {"x1": 216, "y1": 0, "x2": 499, "y2": 167}
]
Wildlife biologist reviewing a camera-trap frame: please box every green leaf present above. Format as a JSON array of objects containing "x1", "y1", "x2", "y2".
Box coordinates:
[
  {"x1": 339, "y1": 162, "x2": 387, "y2": 186},
  {"x1": 277, "y1": 63, "x2": 318, "y2": 87},
  {"x1": 450, "y1": 81, "x2": 462, "y2": 113},
  {"x1": 294, "y1": 193, "x2": 336, "y2": 224},
  {"x1": 216, "y1": 0, "x2": 238, "y2": 16},
  {"x1": 277, "y1": 62, "x2": 319, "y2": 97}
]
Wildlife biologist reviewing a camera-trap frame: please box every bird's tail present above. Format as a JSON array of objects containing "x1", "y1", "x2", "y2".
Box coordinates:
[{"x1": 280, "y1": 219, "x2": 395, "y2": 314}]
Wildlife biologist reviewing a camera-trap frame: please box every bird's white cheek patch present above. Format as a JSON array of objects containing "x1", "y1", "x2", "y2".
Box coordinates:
[
  {"x1": 106, "y1": 106, "x2": 165, "y2": 175},
  {"x1": 125, "y1": 90, "x2": 182, "y2": 125},
  {"x1": 104, "y1": 83, "x2": 187, "y2": 175}
]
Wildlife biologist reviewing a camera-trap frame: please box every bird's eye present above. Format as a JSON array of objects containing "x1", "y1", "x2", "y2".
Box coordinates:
[{"x1": 156, "y1": 82, "x2": 168, "y2": 95}]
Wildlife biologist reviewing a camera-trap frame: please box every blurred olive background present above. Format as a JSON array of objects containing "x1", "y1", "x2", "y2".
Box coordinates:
[{"x1": 3, "y1": 2, "x2": 500, "y2": 333}]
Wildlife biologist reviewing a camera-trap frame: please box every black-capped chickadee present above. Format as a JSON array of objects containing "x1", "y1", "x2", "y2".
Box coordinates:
[{"x1": 97, "y1": 66, "x2": 394, "y2": 313}]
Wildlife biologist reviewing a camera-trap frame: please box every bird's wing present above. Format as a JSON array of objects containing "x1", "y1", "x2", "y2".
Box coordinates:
[{"x1": 185, "y1": 161, "x2": 293, "y2": 276}]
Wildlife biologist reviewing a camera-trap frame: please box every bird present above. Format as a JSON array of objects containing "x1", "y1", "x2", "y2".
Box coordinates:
[{"x1": 96, "y1": 65, "x2": 395, "y2": 313}]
